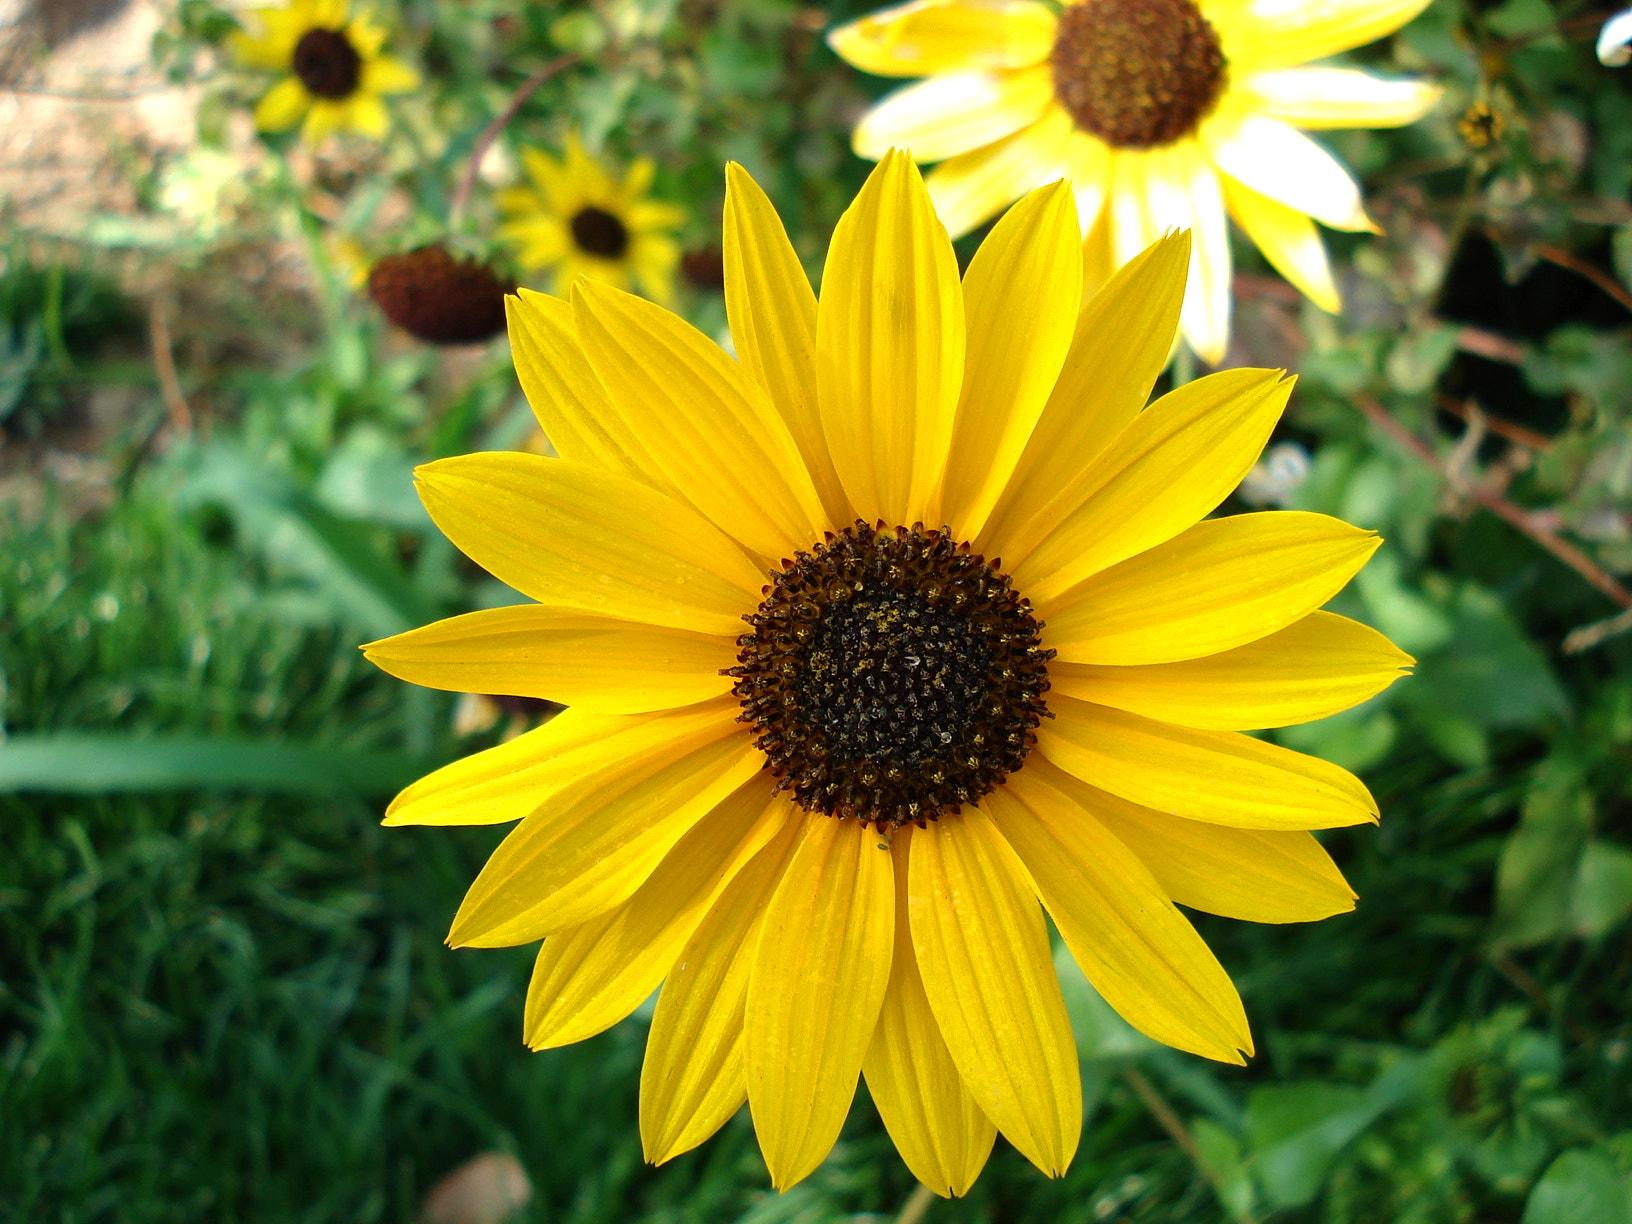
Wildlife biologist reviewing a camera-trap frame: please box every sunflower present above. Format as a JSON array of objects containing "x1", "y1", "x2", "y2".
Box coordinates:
[
  {"x1": 496, "y1": 136, "x2": 684, "y2": 305},
  {"x1": 363, "y1": 153, "x2": 1411, "y2": 1195},
  {"x1": 829, "y1": 0, "x2": 1442, "y2": 364},
  {"x1": 233, "y1": 0, "x2": 419, "y2": 143}
]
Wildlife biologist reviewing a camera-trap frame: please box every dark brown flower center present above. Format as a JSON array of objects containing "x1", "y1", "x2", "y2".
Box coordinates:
[
  {"x1": 292, "y1": 27, "x2": 363, "y2": 100},
  {"x1": 729, "y1": 522, "x2": 1054, "y2": 831},
  {"x1": 569, "y1": 206, "x2": 630, "y2": 259},
  {"x1": 367, "y1": 245, "x2": 514, "y2": 346},
  {"x1": 1051, "y1": 0, "x2": 1226, "y2": 149}
]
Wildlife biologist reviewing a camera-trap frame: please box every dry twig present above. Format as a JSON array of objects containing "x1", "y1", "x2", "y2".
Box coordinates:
[
  {"x1": 1352, "y1": 393, "x2": 1632, "y2": 614},
  {"x1": 148, "y1": 297, "x2": 191, "y2": 437},
  {"x1": 1123, "y1": 1067, "x2": 1259, "y2": 1224},
  {"x1": 1535, "y1": 243, "x2": 1632, "y2": 317},
  {"x1": 449, "y1": 55, "x2": 579, "y2": 228}
]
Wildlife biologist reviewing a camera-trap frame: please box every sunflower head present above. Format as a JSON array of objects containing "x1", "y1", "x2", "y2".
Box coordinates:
[
  {"x1": 235, "y1": 0, "x2": 420, "y2": 144},
  {"x1": 368, "y1": 245, "x2": 514, "y2": 346},
  {"x1": 364, "y1": 152, "x2": 1409, "y2": 1198},
  {"x1": 496, "y1": 135, "x2": 685, "y2": 305},
  {"x1": 831, "y1": 0, "x2": 1443, "y2": 363}
]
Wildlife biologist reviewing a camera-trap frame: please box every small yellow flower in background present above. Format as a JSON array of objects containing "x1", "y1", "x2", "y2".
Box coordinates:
[
  {"x1": 829, "y1": 0, "x2": 1443, "y2": 364},
  {"x1": 363, "y1": 153, "x2": 1411, "y2": 1195},
  {"x1": 234, "y1": 0, "x2": 420, "y2": 144},
  {"x1": 496, "y1": 136, "x2": 685, "y2": 304}
]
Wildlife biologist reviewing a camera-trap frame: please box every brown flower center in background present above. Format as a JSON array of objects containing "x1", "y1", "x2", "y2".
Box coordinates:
[
  {"x1": 293, "y1": 27, "x2": 363, "y2": 99},
  {"x1": 729, "y1": 522, "x2": 1054, "y2": 830},
  {"x1": 1051, "y1": 0, "x2": 1226, "y2": 148},
  {"x1": 367, "y1": 246, "x2": 513, "y2": 346},
  {"x1": 569, "y1": 207, "x2": 630, "y2": 259}
]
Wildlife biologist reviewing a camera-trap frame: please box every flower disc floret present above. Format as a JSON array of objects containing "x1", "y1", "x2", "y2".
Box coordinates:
[
  {"x1": 570, "y1": 206, "x2": 631, "y2": 259},
  {"x1": 292, "y1": 27, "x2": 361, "y2": 98},
  {"x1": 1051, "y1": 0, "x2": 1226, "y2": 148},
  {"x1": 730, "y1": 522, "x2": 1054, "y2": 830}
]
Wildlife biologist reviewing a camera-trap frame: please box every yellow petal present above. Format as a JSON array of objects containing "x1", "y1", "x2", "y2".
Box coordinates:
[
  {"x1": 978, "y1": 230, "x2": 1190, "y2": 557},
  {"x1": 300, "y1": 98, "x2": 346, "y2": 145},
  {"x1": 816, "y1": 150, "x2": 964, "y2": 526},
  {"x1": 1007, "y1": 368, "x2": 1293, "y2": 603},
  {"x1": 362, "y1": 55, "x2": 421, "y2": 95},
  {"x1": 937, "y1": 180, "x2": 1081, "y2": 539},
  {"x1": 344, "y1": 10, "x2": 387, "y2": 58},
  {"x1": 1107, "y1": 143, "x2": 1231, "y2": 365},
  {"x1": 361, "y1": 604, "x2": 736, "y2": 714},
  {"x1": 1213, "y1": 0, "x2": 1436, "y2": 71},
  {"x1": 415, "y1": 453, "x2": 765, "y2": 637},
  {"x1": 498, "y1": 215, "x2": 568, "y2": 273},
  {"x1": 571, "y1": 279, "x2": 826, "y2": 562},
  {"x1": 1201, "y1": 103, "x2": 1373, "y2": 232},
  {"x1": 746, "y1": 814, "x2": 895, "y2": 1190},
  {"x1": 383, "y1": 706, "x2": 620, "y2": 827},
  {"x1": 641, "y1": 807, "x2": 806, "y2": 1164},
  {"x1": 233, "y1": 19, "x2": 299, "y2": 69},
  {"x1": 1040, "y1": 695, "x2": 1379, "y2": 830},
  {"x1": 505, "y1": 289, "x2": 667, "y2": 484},
  {"x1": 909, "y1": 813, "x2": 1080, "y2": 1176},
  {"x1": 1240, "y1": 68, "x2": 1441, "y2": 129},
  {"x1": 253, "y1": 76, "x2": 310, "y2": 132},
  {"x1": 854, "y1": 68, "x2": 1056, "y2": 163},
  {"x1": 1041, "y1": 511, "x2": 1382, "y2": 666},
  {"x1": 991, "y1": 768, "x2": 1253, "y2": 1062},
  {"x1": 827, "y1": 0, "x2": 1058, "y2": 76},
  {"x1": 520, "y1": 146, "x2": 576, "y2": 217},
  {"x1": 448, "y1": 707, "x2": 761, "y2": 945},
  {"x1": 722, "y1": 163, "x2": 851, "y2": 525},
  {"x1": 345, "y1": 93, "x2": 390, "y2": 139},
  {"x1": 863, "y1": 828, "x2": 996, "y2": 1198},
  {"x1": 524, "y1": 778, "x2": 787, "y2": 1048},
  {"x1": 1221, "y1": 175, "x2": 1341, "y2": 314},
  {"x1": 924, "y1": 108, "x2": 1081, "y2": 239},
  {"x1": 1051, "y1": 610, "x2": 1412, "y2": 729},
  {"x1": 1066, "y1": 776, "x2": 1357, "y2": 923}
]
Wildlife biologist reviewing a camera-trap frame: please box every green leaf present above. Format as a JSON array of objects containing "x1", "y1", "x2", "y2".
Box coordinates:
[
  {"x1": 1484, "y1": 0, "x2": 1558, "y2": 42},
  {"x1": 1385, "y1": 324, "x2": 1460, "y2": 394},
  {"x1": 1244, "y1": 1058, "x2": 1423, "y2": 1209},
  {"x1": 0, "y1": 734, "x2": 435, "y2": 796},
  {"x1": 178, "y1": 443, "x2": 433, "y2": 636},
  {"x1": 1569, "y1": 840, "x2": 1632, "y2": 939},
  {"x1": 1191, "y1": 1118, "x2": 1258, "y2": 1224},
  {"x1": 1522, "y1": 1150, "x2": 1632, "y2": 1224},
  {"x1": 1495, "y1": 751, "x2": 1595, "y2": 946}
]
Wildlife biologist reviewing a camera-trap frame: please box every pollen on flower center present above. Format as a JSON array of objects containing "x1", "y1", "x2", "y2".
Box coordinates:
[
  {"x1": 570, "y1": 206, "x2": 631, "y2": 258},
  {"x1": 1050, "y1": 0, "x2": 1226, "y2": 149},
  {"x1": 729, "y1": 522, "x2": 1054, "y2": 831},
  {"x1": 292, "y1": 27, "x2": 363, "y2": 99}
]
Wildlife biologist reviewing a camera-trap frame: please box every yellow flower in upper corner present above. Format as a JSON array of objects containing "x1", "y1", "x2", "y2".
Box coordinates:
[
  {"x1": 234, "y1": 0, "x2": 420, "y2": 144},
  {"x1": 496, "y1": 136, "x2": 684, "y2": 305},
  {"x1": 829, "y1": 0, "x2": 1443, "y2": 364},
  {"x1": 362, "y1": 153, "x2": 1413, "y2": 1196}
]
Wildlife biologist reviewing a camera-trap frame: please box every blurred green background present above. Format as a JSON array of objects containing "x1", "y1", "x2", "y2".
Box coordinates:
[{"x1": 3, "y1": 0, "x2": 1632, "y2": 1220}]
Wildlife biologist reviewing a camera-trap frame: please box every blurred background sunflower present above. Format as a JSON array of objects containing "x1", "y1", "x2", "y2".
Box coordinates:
[
  {"x1": 831, "y1": 0, "x2": 1443, "y2": 363},
  {"x1": 234, "y1": 0, "x2": 419, "y2": 142},
  {"x1": 497, "y1": 135, "x2": 685, "y2": 304}
]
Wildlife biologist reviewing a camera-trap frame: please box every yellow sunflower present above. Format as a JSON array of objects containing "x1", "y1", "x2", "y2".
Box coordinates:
[
  {"x1": 233, "y1": 0, "x2": 420, "y2": 143},
  {"x1": 496, "y1": 136, "x2": 684, "y2": 305},
  {"x1": 363, "y1": 153, "x2": 1411, "y2": 1196},
  {"x1": 829, "y1": 0, "x2": 1442, "y2": 364}
]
